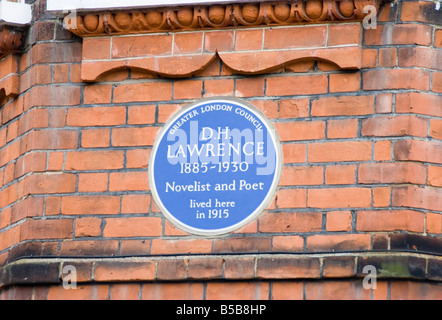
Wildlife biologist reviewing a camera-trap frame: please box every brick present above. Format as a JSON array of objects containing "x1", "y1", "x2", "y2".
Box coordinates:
[
  {"x1": 113, "y1": 82, "x2": 172, "y2": 103},
  {"x1": 109, "y1": 171, "x2": 149, "y2": 191},
  {"x1": 61, "y1": 196, "x2": 120, "y2": 215},
  {"x1": 30, "y1": 42, "x2": 81, "y2": 64},
  {"x1": 356, "y1": 210, "x2": 424, "y2": 232},
  {"x1": 156, "y1": 259, "x2": 187, "y2": 280},
  {"x1": 78, "y1": 173, "x2": 108, "y2": 192},
  {"x1": 235, "y1": 77, "x2": 265, "y2": 97},
  {"x1": 325, "y1": 165, "x2": 356, "y2": 185},
  {"x1": 272, "y1": 235, "x2": 304, "y2": 252},
  {"x1": 307, "y1": 234, "x2": 371, "y2": 252},
  {"x1": 426, "y1": 212, "x2": 442, "y2": 234},
  {"x1": 235, "y1": 29, "x2": 263, "y2": 51},
  {"x1": 327, "y1": 119, "x2": 358, "y2": 139},
  {"x1": 364, "y1": 24, "x2": 432, "y2": 46},
  {"x1": 110, "y1": 284, "x2": 141, "y2": 300},
  {"x1": 47, "y1": 152, "x2": 64, "y2": 171},
  {"x1": 374, "y1": 94, "x2": 392, "y2": 115},
  {"x1": 128, "y1": 105, "x2": 156, "y2": 125},
  {"x1": 280, "y1": 166, "x2": 323, "y2": 186},
  {"x1": 158, "y1": 103, "x2": 182, "y2": 123},
  {"x1": 394, "y1": 140, "x2": 442, "y2": 164},
  {"x1": 82, "y1": 38, "x2": 111, "y2": 60},
  {"x1": 0, "y1": 140, "x2": 20, "y2": 167},
  {"x1": 19, "y1": 173, "x2": 76, "y2": 196},
  {"x1": 272, "y1": 282, "x2": 303, "y2": 300},
  {"x1": 436, "y1": 29, "x2": 442, "y2": 48},
  {"x1": 188, "y1": 258, "x2": 224, "y2": 280},
  {"x1": 59, "y1": 240, "x2": 119, "y2": 257},
  {"x1": 141, "y1": 283, "x2": 204, "y2": 300},
  {"x1": 373, "y1": 187, "x2": 391, "y2": 207},
  {"x1": 328, "y1": 24, "x2": 361, "y2": 45},
  {"x1": 65, "y1": 150, "x2": 125, "y2": 170},
  {"x1": 361, "y1": 48, "x2": 378, "y2": 68},
  {"x1": 392, "y1": 185, "x2": 442, "y2": 212},
  {"x1": 276, "y1": 189, "x2": 307, "y2": 208},
  {"x1": 428, "y1": 166, "x2": 442, "y2": 187},
  {"x1": 83, "y1": 85, "x2": 113, "y2": 105},
  {"x1": 173, "y1": 80, "x2": 203, "y2": 100},
  {"x1": 22, "y1": 130, "x2": 78, "y2": 152},
  {"x1": 94, "y1": 261, "x2": 155, "y2": 281},
  {"x1": 174, "y1": 32, "x2": 203, "y2": 54},
  {"x1": 224, "y1": 258, "x2": 256, "y2": 279},
  {"x1": 121, "y1": 194, "x2": 150, "y2": 214},
  {"x1": 282, "y1": 144, "x2": 306, "y2": 164},
  {"x1": 67, "y1": 106, "x2": 126, "y2": 127},
  {"x1": 10, "y1": 197, "x2": 44, "y2": 223},
  {"x1": 307, "y1": 188, "x2": 371, "y2": 208},
  {"x1": 378, "y1": 47, "x2": 397, "y2": 68},
  {"x1": 20, "y1": 218, "x2": 73, "y2": 241},
  {"x1": 151, "y1": 239, "x2": 212, "y2": 255},
  {"x1": 308, "y1": 141, "x2": 372, "y2": 162},
  {"x1": 14, "y1": 152, "x2": 47, "y2": 179},
  {"x1": 305, "y1": 281, "x2": 371, "y2": 300},
  {"x1": 126, "y1": 149, "x2": 151, "y2": 169},
  {"x1": 258, "y1": 211, "x2": 322, "y2": 233},
  {"x1": 266, "y1": 75, "x2": 328, "y2": 96},
  {"x1": 264, "y1": 26, "x2": 326, "y2": 48},
  {"x1": 112, "y1": 127, "x2": 159, "y2": 147},
  {"x1": 326, "y1": 211, "x2": 352, "y2": 231},
  {"x1": 401, "y1": 1, "x2": 442, "y2": 24},
  {"x1": 75, "y1": 217, "x2": 102, "y2": 237},
  {"x1": 279, "y1": 99, "x2": 309, "y2": 118},
  {"x1": 390, "y1": 282, "x2": 442, "y2": 300},
  {"x1": 204, "y1": 30, "x2": 234, "y2": 52},
  {"x1": 433, "y1": 72, "x2": 442, "y2": 93},
  {"x1": 275, "y1": 121, "x2": 325, "y2": 141},
  {"x1": 81, "y1": 128, "x2": 110, "y2": 148},
  {"x1": 311, "y1": 95, "x2": 374, "y2": 116},
  {"x1": 396, "y1": 92, "x2": 442, "y2": 117},
  {"x1": 323, "y1": 257, "x2": 356, "y2": 278},
  {"x1": 251, "y1": 100, "x2": 278, "y2": 119},
  {"x1": 45, "y1": 196, "x2": 61, "y2": 216},
  {"x1": 363, "y1": 69, "x2": 430, "y2": 91},
  {"x1": 50, "y1": 109, "x2": 66, "y2": 128},
  {"x1": 329, "y1": 73, "x2": 361, "y2": 92},
  {"x1": 47, "y1": 285, "x2": 109, "y2": 300},
  {"x1": 398, "y1": 47, "x2": 441, "y2": 70},
  {"x1": 112, "y1": 34, "x2": 172, "y2": 58},
  {"x1": 203, "y1": 79, "x2": 234, "y2": 97},
  {"x1": 257, "y1": 257, "x2": 320, "y2": 279},
  {"x1": 359, "y1": 162, "x2": 427, "y2": 184},
  {"x1": 18, "y1": 108, "x2": 49, "y2": 136},
  {"x1": 206, "y1": 282, "x2": 269, "y2": 300},
  {"x1": 27, "y1": 86, "x2": 81, "y2": 108},
  {"x1": 212, "y1": 237, "x2": 271, "y2": 253}
]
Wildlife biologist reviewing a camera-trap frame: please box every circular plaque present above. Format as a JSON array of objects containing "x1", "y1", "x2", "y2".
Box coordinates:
[{"x1": 149, "y1": 98, "x2": 282, "y2": 236}]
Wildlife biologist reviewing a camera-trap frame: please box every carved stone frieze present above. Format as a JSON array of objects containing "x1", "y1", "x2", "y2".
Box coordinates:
[
  {"x1": 67, "y1": 0, "x2": 383, "y2": 37},
  {"x1": 0, "y1": 27, "x2": 23, "y2": 59}
]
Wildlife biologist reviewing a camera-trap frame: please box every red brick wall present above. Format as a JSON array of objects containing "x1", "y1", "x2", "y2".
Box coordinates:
[{"x1": 0, "y1": 0, "x2": 441, "y2": 300}]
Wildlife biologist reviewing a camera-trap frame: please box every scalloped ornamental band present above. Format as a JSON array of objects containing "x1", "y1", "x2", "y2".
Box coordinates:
[{"x1": 59, "y1": 0, "x2": 383, "y2": 37}]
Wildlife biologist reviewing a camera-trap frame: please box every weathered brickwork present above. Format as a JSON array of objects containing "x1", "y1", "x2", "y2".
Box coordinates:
[{"x1": 0, "y1": 0, "x2": 441, "y2": 299}]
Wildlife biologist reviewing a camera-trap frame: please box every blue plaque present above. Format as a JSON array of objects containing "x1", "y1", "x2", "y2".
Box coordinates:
[{"x1": 149, "y1": 98, "x2": 282, "y2": 235}]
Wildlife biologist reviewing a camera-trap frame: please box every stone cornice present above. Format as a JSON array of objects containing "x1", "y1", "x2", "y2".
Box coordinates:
[
  {"x1": 1, "y1": 251, "x2": 441, "y2": 290},
  {"x1": 67, "y1": 0, "x2": 383, "y2": 37}
]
